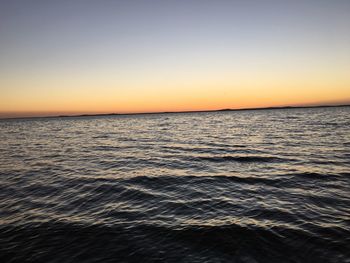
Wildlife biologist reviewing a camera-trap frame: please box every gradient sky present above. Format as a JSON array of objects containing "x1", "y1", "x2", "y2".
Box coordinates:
[{"x1": 1, "y1": 0, "x2": 350, "y2": 117}]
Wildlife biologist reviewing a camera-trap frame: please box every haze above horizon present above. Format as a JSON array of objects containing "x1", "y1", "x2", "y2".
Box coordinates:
[{"x1": 1, "y1": 0, "x2": 350, "y2": 118}]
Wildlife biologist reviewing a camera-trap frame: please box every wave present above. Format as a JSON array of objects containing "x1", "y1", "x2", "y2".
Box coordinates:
[
  {"x1": 1, "y1": 221, "x2": 348, "y2": 263},
  {"x1": 195, "y1": 155, "x2": 288, "y2": 163}
]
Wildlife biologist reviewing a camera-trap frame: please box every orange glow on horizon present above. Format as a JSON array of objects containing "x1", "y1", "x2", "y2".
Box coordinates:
[{"x1": 1, "y1": 69, "x2": 349, "y2": 118}]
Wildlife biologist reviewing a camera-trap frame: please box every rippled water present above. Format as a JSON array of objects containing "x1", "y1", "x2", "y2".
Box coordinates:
[{"x1": 1, "y1": 107, "x2": 350, "y2": 262}]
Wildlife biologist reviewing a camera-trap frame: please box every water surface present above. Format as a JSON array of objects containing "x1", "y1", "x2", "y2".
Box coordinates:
[{"x1": 0, "y1": 107, "x2": 349, "y2": 262}]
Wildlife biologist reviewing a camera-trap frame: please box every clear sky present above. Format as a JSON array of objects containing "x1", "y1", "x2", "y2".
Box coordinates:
[{"x1": 1, "y1": 0, "x2": 350, "y2": 117}]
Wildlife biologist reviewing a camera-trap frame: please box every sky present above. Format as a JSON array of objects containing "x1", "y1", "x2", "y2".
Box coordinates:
[{"x1": 1, "y1": 0, "x2": 350, "y2": 117}]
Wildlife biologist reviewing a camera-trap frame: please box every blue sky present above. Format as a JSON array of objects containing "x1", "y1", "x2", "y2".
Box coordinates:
[{"x1": 1, "y1": 0, "x2": 350, "y2": 116}]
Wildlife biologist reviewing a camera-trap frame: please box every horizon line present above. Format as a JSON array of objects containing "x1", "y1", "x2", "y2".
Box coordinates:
[{"x1": 1, "y1": 104, "x2": 349, "y2": 121}]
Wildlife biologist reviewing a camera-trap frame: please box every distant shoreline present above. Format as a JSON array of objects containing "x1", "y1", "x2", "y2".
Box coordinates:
[{"x1": 1, "y1": 104, "x2": 349, "y2": 121}]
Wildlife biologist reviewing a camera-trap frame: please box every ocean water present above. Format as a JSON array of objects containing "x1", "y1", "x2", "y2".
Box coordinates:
[{"x1": 0, "y1": 107, "x2": 349, "y2": 263}]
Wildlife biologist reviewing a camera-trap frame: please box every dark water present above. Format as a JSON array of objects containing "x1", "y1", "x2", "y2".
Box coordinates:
[{"x1": 1, "y1": 107, "x2": 350, "y2": 263}]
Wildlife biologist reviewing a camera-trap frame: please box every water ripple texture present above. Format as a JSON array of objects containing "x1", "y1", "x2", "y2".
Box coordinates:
[{"x1": 1, "y1": 107, "x2": 350, "y2": 262}]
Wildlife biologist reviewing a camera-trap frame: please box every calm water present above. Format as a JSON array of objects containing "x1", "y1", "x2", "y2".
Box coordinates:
[{"x1": 0, "y1": 107, "x2": 350, "y2": 263}]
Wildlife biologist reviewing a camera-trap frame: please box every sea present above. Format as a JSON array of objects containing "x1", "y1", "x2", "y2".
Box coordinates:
[{"x1": 0, "y1": 106, "x2": 349, "y2": 263}]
